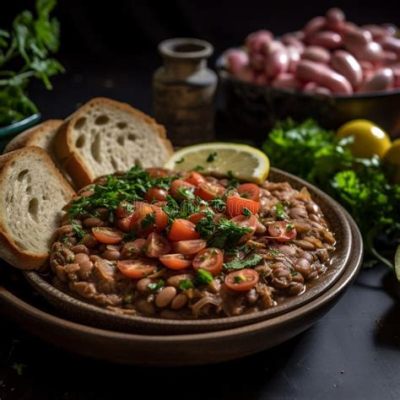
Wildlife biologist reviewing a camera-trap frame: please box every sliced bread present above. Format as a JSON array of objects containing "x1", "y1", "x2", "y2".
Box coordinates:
[
  {"x1": 54, "y1": 97, "x2": 173, "y2": 188},
  {"x1": 0, "y1": 147, "x2": 75, "y2": 270},
  {"x1": 3, "y1": 119, "x2": 63, "y2": 153}
]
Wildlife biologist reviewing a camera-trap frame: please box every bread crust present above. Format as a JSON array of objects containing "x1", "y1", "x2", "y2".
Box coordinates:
[
  {"x1": 0, "y1": 147, "x2": 75, "y2": 270},
  {"x1": 54, "y1": 97, "x2": 173, "y2": 188},
  {"x1": 3, "y1": 119, "x2": 63, "y2": 153}
]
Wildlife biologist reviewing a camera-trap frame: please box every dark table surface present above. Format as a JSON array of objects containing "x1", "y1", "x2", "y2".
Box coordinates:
[{"x1": 1, "y1": 55, "x2": 400, "y2": 400}]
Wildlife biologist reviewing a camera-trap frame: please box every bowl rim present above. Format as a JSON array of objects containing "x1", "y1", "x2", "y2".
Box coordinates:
[
  {"x1": 216, "y1": 51, "x2": 400, "y2": 100},
  {"x1": 1, "y1": 210, "x2": 363, "y2": 343},
  {"x1": 0, "y1": 113, "x2": 41, "y2": 137},
  {"x1": 24, "y1": 167, "x2": 356, "y2": 333}
]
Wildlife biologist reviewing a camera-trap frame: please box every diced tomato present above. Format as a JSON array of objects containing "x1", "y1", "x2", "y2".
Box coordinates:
[
  {"x1": 123, "y1": 238, "x2": 146, "y2": 257},
  {"x1": 146, "y1": 168, "x2": 170, "y2": 178},
  {"x1": 145, "y1": 187, "x2": 168, "y2": 202},
  {"x1": 195, "y1": 182, "x2": 225, "y2": 201},
  {"x1": 184, "y1": 172, "x2": 206, "y2": 186},
  {"x1": 117, "y1": 215, "x2": 134, "y2": 232},
  {"x1": 117, "y1": 259, "x2": 157, "y2": 279},
  {"x1": 226, "y1": 195, "x2": 260, "y2": 217},
  {"x1": 188, "y1": 212, "x2": 207, "y2": 224},
  {"x1": 192, "y1": 248, "x2": 223, "y2": 275},
  {"x1": 92, "y1": 227, "x2": 123, "y2": 244},
  {"x1": 237, "y1": 183, "x2": 261, "y2": 201},
  {"x1": 230, "y1": 214, "x2": 258, "y2": 242},
  {"x1": 225, "y1": 269, "x2": 259, "y2": 292},
  {"x1": 168, "y1": 219, "x2": 200, "y2": 241},
  {"x1": 115, "y1": 201, "x2": 134, "y2": 218},
  {"x1": 145, "y1": 232, "x2": 171, "y2": 258},
  {"x1": 170, "y1": 179, "x2": 195, "y2": 200},
  {"x1": 152, "y1": 205, "x2": 169, "y2": 232},
  {"x1": 267, "y1": 221, "x2": 297, "y2": 242},
  {"x1": 173, "y1": 239, "x2": 207, "y2": 255},
  {"x1": 159, "y1": 254, "x2": 192, "y2": 270}
]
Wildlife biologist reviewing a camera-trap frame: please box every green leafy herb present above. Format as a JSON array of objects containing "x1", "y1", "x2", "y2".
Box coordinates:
[
  {"x1": 176, "y1": 157, "x2": 185, "y2": 164},
  {"x1": 196, "y1": 213, "x2": 252, "y2": 249},
  {"x1": 274, "y1": 202, "x2": 288, "y2": 220},
  {"x1": 71, "y1": 221, "x2": 85, "y2": 240},
  {"x1": 196, "y1": 269, "x2": 213, "y2": 285},
  {"x1": 193, "y1": 165, "x2": 205, "y2": 172},
  {"x1": 268, "y1": 249, "x2": 282, "y2": 257},
  {"x1": 263, "y1": 118, "x2": 400, "y2": 269},
  {"x1": 242, "y1": 207, "x2": 252, "y2": 217},
  {"x1": 206, "y1": 152, "x2": 218, "y2": 162},
  {"x1": 0, "y1": 0, "x2": 64, "y2": 126},
  {"x1": 234, "y1": 275, "x2": 245, "y2": 283},
  {"x1": 209, "y1": 198, "x2": 226, "y2": 212},
  {"x1": 224, "y1": 253, "x2": 263, "y2": 270},
  {"x1": 141, "y1": 212, "x2": 155, "y2": 229},
  {"x1": 148, "y1": 280, "x2": 165, "y2": 292},
  {"x1": 286, "y1": 223, "x2": 294, "y2": 232},
  {"x1": 178, "y1": 279, "x2": 194, "y2": 291},
  {"x1": 227, "y1": 170, "x2": 239, "y2": 189}
]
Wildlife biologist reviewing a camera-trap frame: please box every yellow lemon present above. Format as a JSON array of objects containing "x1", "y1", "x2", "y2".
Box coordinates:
[
  {"x1": 164, "y1": 142, "x2": 270, "y2": 184},
  {"x1": 336, "y1": 119, "x2": 391, "y2": 158},
  {"x1": 383, "y1": 139, "x2": 400, "y2": 183}
]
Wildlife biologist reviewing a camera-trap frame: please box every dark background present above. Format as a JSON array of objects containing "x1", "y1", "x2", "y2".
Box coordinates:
[
  {"x1": 1, "y1": 0, "x2": 400, "y2": 118},
  {"x1": 1, "y1": 2, "x2": 400, "y2": 399}
]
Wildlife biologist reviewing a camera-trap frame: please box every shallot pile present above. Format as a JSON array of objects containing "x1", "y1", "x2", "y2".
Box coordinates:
[{"x1": 225, "y1": 8, "x2": 400, "y2": 95}]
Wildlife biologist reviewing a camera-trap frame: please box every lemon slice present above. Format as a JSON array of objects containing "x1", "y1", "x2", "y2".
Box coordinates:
[
  {"x1": 164, "y1": 142, "x2": 270, "y2": 184},
  {"x1": 395, "y1": 245, "x2": 400, "y2": 282}
]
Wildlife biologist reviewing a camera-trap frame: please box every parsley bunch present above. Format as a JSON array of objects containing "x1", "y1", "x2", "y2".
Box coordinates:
[
  {"x1": 263, "y1": 119, "x2": 400, "y2": 270},
  {"x1": 0, "y1": 0, "x2": 64, "y2": 126}
]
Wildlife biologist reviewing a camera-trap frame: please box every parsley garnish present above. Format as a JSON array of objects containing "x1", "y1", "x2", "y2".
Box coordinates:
[
  {"x1": 242, "y1": 207, "x2": 252, "y2": 217},
  {"x1": 148, "y1": 280, "x2": 165, "y2": 292},
  {"x1": 268, "y1": 249, "x2": 282, "y2": 256},
  {"x1": 141, "y1": 212, "x2": 155, "y2": 229},
  {"x1": 286, "y1": 223, "x2": 294, "y2": 232},
  {"x1": 223, "y1": 253, "x2": 263, "y2": 270},
  {"x1": 196, "y1": 269, "x2": 213, "y2": 285},
  {"x1": 176, "y1": 157, "x2": 185, "y2": 164},
  {"x1": 227, "y1": 170, "x2": 239, "y2": 189},
  {"x1": 71, "y1": 221, "x2": 85, "y2": 240},
  {"x1": 179, "y1": 279, "x2": 194, "y2": 291},
  {"x1": 206, "y1": 152, "x2": 218, "y2": 162},
  {"x1": 274, "y1": 202, "x2": 288, "y2": 220},
  {"x1": 193, "y1": 165, "x2": 205, "y2": 171},
  {"x1": 209, "y1": 198, "x2": 226, "y2": 212}
]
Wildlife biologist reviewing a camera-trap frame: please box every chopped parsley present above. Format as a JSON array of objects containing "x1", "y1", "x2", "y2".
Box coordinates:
[
  {"x1": 286, "y1": 223, "x2": 294, "y2": 232},
  {"x1": 196, "y1": 269, "x2": 213, "y2": 285},
  {"x1": 71, "y1": 221, "x2": 85, "y2": 240},
  {"x1": 274, "y1": 202, "x2": 288, "y2": 220},
  {"x1": 148, "y1": 280, "x2": 165, "y2": 292},
  {"x1": 179, "y1": 279, "x2": 194, "y2": 291},
  {"x1": 141, "y1": 212, "x2": 156, "y2": 229},
  {"x1": 242, "y1": 207, "x2": 252, "y2": 217},
  {"x1": 193, "y1": 165, "x2": 205, "y2": 171},
  {"x1": 268, "y1": 249, "x2": 282, "y2": 256},
  {"x1": 227, "y1": 170, "x2": 239, "y2": 189},
  {"x1": 234, "y1": 275, "x2": 245, "y2": 283},
  {"x1": 206, "y1": 152, "x2": 218, "y2": 162},
  {"x1": 176, "y1": 157, "x2": 185, "y2": 164},
  {"x1": 209, "y1": 198, "x2": 226, "y2": 212},
  {"x1": 223, "y1": 253, "x2": 263, "y2": 270}
]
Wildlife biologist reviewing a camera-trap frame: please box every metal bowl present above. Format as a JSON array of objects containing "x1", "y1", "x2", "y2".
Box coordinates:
[{"x1": 216, "y1": 56, "x2": 400, "y2": 143}]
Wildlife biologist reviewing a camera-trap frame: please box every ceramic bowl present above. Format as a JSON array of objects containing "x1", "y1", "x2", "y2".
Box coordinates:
[
  {"x1": 0, "y1": 114, "x2": 41, "y2": 151},
  {"x1": 25, "y1": 168, "x2": 357, "y2": 334},
  {"x1": 216, "y1": 55, "x2": 400, "y2": 143},
  {"x1": 0, "y1": 211, "x2": 362, "y2": 366}
]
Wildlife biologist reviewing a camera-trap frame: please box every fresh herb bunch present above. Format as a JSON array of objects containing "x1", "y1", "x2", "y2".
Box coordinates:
[
  {"x1": 263, "y1": 119, "x2": 400, "y2": 269},
  {"x1": 0, "y1": 0, "x2": 63, "y2": 126}
]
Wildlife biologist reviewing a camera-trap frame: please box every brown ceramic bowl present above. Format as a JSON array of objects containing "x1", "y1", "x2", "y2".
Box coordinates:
[
  {"x1": 0, "y1": 211, "x2": 362, "y2": 366},
  {"x1": 24, "y1": 168, "x2": 354, "y2": 335}
]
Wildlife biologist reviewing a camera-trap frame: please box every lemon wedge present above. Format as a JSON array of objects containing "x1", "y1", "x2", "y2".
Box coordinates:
[{"x1": 164, "y1": 142, "x2": 270, "y2": 184}]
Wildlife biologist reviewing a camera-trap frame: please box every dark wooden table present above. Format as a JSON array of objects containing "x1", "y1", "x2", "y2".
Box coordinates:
[{"x1": 1, "y1": 55, "x2": 400, "y2": 400}]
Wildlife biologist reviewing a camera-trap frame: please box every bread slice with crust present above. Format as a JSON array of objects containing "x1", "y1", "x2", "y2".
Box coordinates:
[
  {"x1": 0, "y1": 147, "x2": 75, "y2": 270},
  {"x1": 54, "y1": 97, "x2": 173, "y2": 188},
  {"x1": 3, "y1": 119, "x2": 63, "y2": 153}
]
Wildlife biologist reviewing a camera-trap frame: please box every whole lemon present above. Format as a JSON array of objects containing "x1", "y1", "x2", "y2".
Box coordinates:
[
  {"x1": 383, "y1": 139, "x2": 400, "y2": 183},
  {"x1": 336, "y1": 119, "x2": 391, "y2": 158}
]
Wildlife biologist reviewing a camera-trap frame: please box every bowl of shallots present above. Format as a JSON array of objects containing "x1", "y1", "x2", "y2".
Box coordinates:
[{"x1": 217, "y1": 8, "x2": 400, "y2": 141}]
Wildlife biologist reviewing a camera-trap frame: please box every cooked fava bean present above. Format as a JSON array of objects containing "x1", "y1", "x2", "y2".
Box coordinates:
[
  {"x1": 167, "y1": 274, "x2": 194, "y2": 288},
  {"x1": 102, "y1": 248, "x2": 121, "y2": 260},
  {"x1": 71, "y1": 244, "x2": 89, "y2": 254},
  {"x1": 155, "y1": 286, "x2": 177, "y2": 308},
  {"x1": 83, "y1": 217, "x2": 105, "y2": 228},
  {"x1": 135, "y1": 299, "x2": 156, "y2": 315},
  {"x1": 171, "y1": 293, "x2": 188, "y2": 310},
  {"x1": 136, "y1": 278, "x2": 152, "y2": 293}
]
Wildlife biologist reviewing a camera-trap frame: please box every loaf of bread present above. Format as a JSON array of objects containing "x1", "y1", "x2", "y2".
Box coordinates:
[
  {"x1": 0, "y1": 147, "x2": 75, "y2": 270},
  {"x1": 54, "y1": 97, "x2": 173, "y2": 188},
  {"x1": 4, "y1": 119, "x2": 63, "y2": 153}
]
